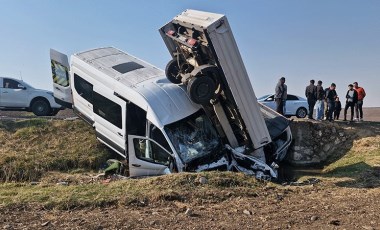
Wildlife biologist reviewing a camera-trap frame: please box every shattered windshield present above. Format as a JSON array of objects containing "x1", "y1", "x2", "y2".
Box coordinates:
[{"x1": 164, "y1": 110, "x2": 221, "y2": 164}]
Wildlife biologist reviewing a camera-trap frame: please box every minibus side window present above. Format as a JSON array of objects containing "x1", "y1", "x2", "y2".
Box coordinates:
[
  {"x1": 126, "y1": 103, "x2": 146, "y2": 136},
  {"x1": 93, "y1": 92, "x2": 122, "y2": 128},
  {"x1": 74, "y1": 74, "x2": 93, "y2": 103}
]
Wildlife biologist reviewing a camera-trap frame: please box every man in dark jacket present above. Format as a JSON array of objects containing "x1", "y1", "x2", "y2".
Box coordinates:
[
  {"x1": 274, "y1": 77, "x2": 286, "y2": 115},
  {"x1": 344, "y1": 84, "x2": 358, "y2": 121},
  {"x1": 305, "y1": 79, "x2": 317, "y2": 119},
  {"x1": 325, "y1": 83, "x2": 337, "y2": 122}
]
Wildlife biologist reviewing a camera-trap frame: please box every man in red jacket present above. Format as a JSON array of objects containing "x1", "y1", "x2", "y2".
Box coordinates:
[{"x1": 353, "y1": 82, "x2": 366, "y2": 121}]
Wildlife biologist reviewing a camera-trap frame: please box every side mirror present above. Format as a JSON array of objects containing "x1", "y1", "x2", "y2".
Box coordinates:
[{"x1": 17, "y1": 84, "x2": 26, "y2": 90}]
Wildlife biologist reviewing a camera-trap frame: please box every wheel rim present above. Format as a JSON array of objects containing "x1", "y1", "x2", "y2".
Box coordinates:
[
  {"x1": 196, "y1": 82, "x2": 211, "y2": 98},
  {"x1": 33, "y1": 101, "x2": 49, "y2": 116},
  {"x1": 298, "y1": 108, "x2": 306, "y2": 118},
  {"x1": 187, "y1": 76, "x2": 216, "y2": 104}
]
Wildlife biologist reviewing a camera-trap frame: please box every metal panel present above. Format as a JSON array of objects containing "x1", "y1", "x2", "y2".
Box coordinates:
[{"x1": 207, "y1": 17, "x2": 271, "y2": 148}]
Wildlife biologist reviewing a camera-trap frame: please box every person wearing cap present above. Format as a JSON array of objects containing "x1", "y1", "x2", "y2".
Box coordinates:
[
  {"x1": 353, "y1": 82, "x2": 366, "y2": 121},
  {"x1": 274, "y1": 77, "x2": 286, "y2": 115},
  {"x1": 305, "y1": 79, "x2": 317, "y2": 119},
  {"x1": 315, "y1": 80, "x2": 325, "y2": 120},
  {"x1": 343, "y1": 84, "x2": 358, "y2": 121},
  {"x1": 325, "y1": 83, "x2": 337, "y2": 121}
]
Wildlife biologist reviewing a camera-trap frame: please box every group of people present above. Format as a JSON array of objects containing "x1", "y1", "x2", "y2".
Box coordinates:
[
  {"x1": 305, "y1": 80, "x2": 366, "y2": 122},
  {"x1": 275, "y1": 77, "x2": 366, "y2": 122}
]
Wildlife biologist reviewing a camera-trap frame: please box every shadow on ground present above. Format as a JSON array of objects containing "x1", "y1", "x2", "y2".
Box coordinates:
[{"x1": 323, "y1": 162, "x2": 380, "y2": 188}]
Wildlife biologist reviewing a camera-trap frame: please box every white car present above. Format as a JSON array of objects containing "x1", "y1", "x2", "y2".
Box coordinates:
[
  {"x1": 0, "y1": 77, "x2": 63, "y2": 116},
  {"x1": 258, "y1": 94, "x2": 309, "y2": 118}
]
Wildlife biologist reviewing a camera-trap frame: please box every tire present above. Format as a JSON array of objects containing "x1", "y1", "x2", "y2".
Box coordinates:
[
  {"x1": 165, "y1": 59, "x2": 182, "y2": 84},
  {"x1": 31, "y1": 99, "x2": 51, "y2": 116},
  {"x1": 50, "y1": 108, "x2": 60, "y2": 116},
  {"x1": 187, "y1": 76, "x2": 216, "y2": 104},
  {"x1": 296, "y1": 107, "x2": 307, "y2": 118}
]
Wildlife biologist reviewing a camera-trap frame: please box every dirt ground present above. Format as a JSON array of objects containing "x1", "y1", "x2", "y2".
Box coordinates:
[
  {"x1": 1, "y1": 180, "x2": 379, "y2": 230},
  {"x1": 1, "y1": 108, "x2": 379, "y2": 229}
]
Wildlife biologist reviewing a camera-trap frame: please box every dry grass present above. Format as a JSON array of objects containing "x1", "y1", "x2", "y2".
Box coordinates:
[
  {"x1": 0, "y1": 172, "x2": 262, "y2": 210},
  {"x1": 1, "y1": 118, "x2": 379, "y2": 210},
  {"x1": 0, "y1": 119, "x2": 110, "y2": 182}
]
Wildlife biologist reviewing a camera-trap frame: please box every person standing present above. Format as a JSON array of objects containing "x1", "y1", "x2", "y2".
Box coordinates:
[
  {"x1": 275, "y1": 77, "x2": 286, "y2": 115},
  {"x1": 344, "y1": 84, "x2": 358, "y2": 121},
  {"x1": 323, "y1": 86, "x2": 330, "y2": 120},
  {"x1": 315, "y1": 80, "x2": 325, "y2": 120},
  {"x1": 325, "y1": 83, "x2": 337, "y2": 121},
  {"x1": 334, "y1": 97, "x2": 342, "y2": 120},
  {"x1": 353, "y1": 82, "x2": 366, "y2": 121},
  {"x1": 305, "y1": 79, "x2": 317, "y2": 119},
  {"x1": 282, "y1": 82, "x2": 288, "y2": 115}
]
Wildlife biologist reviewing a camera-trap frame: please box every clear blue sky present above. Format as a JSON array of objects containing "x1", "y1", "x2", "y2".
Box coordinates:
[{"x1": 1, "y1": 0, "x2": 379, "y2": 106}]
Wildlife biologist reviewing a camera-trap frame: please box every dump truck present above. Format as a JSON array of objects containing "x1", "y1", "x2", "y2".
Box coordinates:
[{"x1": 159, "y1": 9, "x2": 292, "y2": 179}]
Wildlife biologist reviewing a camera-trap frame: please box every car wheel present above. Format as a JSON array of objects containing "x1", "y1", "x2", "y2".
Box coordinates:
[
  {"x1": 50, "y1": 108, "x2": 60, "y2": 116},
  {"x1": 187, "y1": 76, "x2": 216, "y2": 104},
  {"x1": 165, "y1": 59, "x2": 182, "y2": 84},
  {"x1": 296, "y1": 107, "x2": 307, "y2": 118},
  {"x1": 31, "y1": 99, "x2": 51, "y2": 116}
]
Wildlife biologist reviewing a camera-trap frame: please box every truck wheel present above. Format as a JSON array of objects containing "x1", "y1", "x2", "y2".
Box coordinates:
[
  {"x1": 31, "y1": 99, "x2": 51, "y2": 116},
  {"x1": 187, "y1": 76, "x2": 216, "y2": 104},
  {"x1": 165, "y1": 59, "x2": 182, "y2": 84}
]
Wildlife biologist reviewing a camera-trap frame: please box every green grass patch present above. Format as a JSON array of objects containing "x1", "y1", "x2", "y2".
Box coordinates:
[{"x1": 321, "y1": 135, "x2": 380, "y2": 187}]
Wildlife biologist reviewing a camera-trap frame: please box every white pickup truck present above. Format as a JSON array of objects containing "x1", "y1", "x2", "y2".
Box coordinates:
[{"x1": 0, "y1": 76, "x2": 63, "y2": 116}]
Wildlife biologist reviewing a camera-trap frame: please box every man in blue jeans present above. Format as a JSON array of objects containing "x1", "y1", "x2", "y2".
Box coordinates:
[
  {"x1": 315, "y1": 80, "x2": 325, "y2": 120},
  {"x1": 325, "y1": 83, "x2": 337, "y2": 121}
]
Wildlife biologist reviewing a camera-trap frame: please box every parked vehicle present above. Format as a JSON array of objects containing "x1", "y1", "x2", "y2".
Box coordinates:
[
  {"x1": 0, "y1": 76, "x2": 63, "y2": 116},
  {"x1": 258, "y1": 94, "x2": 309, "y2": 118}
]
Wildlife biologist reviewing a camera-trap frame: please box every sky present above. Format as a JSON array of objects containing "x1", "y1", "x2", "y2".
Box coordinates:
[{"x1": 0, "y1": 0, "x2": 379, "y2": 107}]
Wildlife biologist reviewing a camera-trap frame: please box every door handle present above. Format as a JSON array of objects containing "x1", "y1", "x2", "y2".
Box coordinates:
[
  {"x1": 55, "y1": 87, "x2": 62, "y2": 91},
  {"x1": 131, "y1": 164, "x2": 141, "y2": 167},
  {"x1": 2, "y1": 91, "x2": 8, "y2": 93},
  {"x1": 117, "y1": 132, "x2": 123, "y2": 137}
]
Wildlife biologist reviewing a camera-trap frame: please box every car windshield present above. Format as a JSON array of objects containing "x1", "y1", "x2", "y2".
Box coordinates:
[
  {"x1": 164, "y1": 110, "x2": 221, "y2": 164},
  {"x1": 20, "y1": 81, "x2": 34, "y2": 89},
  {"x1": 257, "y1": 94, "x2": 271, "y2": 100}
]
